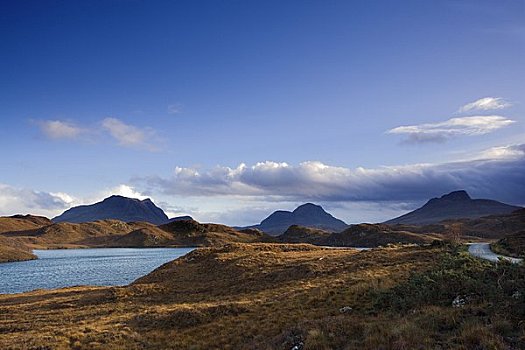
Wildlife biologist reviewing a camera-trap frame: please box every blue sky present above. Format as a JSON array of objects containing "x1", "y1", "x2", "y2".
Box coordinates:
[{"x1": 1, "y1": 0, "x2": 524, "y2": 224}]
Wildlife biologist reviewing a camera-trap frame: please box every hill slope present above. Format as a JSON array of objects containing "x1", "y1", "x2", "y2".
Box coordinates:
[
  {"x1": 325, "y1": 224, "x2": 436, "y2": 247},
  {"x1": 0, "y1": 236, "x2": 37, "y2": 263},
  {"x1": 276, "y1": 223, "x2": 441, "y2": 247},
  {"x1": 0, "y1": 215, "x2": 51, "y2": 234},
  {"x1": 492, "y1": 230, "x2": 525, "y2": 258},
  {"x1": 159, "y1": 219, "x2": 272, "y2": 246},
  {"x1": 277, "y1": 225, "x2": 332, "y2": 245},
  {"x1": 1, "y1": 217, "x2": 271, "y2": 251},
  {"x1": 385, "y1": 190, "x2": 521, "y2": 225},
  {"x1": 53, "y1": 195, "x2": 169, "y2": 225},
  {"x1": 448, "y1": 208, "x2": 525, "y2": 239},
  {"x1": 245, "y1": 203, "x2": 348, "y2": 235},
  {"x1": 32, "y1": 220, "x2": 165, "y2": 247}
]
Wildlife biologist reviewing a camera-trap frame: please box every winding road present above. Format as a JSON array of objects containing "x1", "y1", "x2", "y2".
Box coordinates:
[{"x1": 468, "y1": 243, "x2": 523, "y2": 264}]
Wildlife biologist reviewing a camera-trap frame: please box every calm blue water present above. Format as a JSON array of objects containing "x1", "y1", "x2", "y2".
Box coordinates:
[{"x1": 0, "y1": 248, "x2": 193, "y2": 294}]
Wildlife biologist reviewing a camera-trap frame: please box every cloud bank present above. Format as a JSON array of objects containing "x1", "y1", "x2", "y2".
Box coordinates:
[
  {"x1": 387, "y1": 116, "x2": 515, "y2": 143},
  {"x1": 0, "y1": 184, "x2": 72, "y2": 217},
  {"x1": 139, "y1": 144, "x2": 525, "y2": 205},
  {"x1": 458, "y1": 97, "x2": 512, "y2": 113},
  {"x1": 2, "y1": 147, "x2": 523, "y2": 223}
]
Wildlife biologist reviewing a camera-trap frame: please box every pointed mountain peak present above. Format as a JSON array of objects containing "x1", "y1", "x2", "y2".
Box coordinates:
[
  {"x1": 249, "y1": 203, "x2": 347, "y2": 236},
  {"x1": 105, "y1": 195, "x2": 123, "y2": 200},
  {"x1": 439, "y1": 190, "x2": 471, "y2": 201},
  {"x1": 293, "y1": 203, "x2": 325, "y2": 214}
]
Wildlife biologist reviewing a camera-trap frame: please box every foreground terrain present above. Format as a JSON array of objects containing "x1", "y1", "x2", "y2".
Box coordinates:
[{"x1": 0, "y1": 243, "x2": 523, "y2": 349}]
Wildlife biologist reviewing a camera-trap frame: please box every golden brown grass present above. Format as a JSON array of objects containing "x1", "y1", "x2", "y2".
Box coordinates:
[
  {"x1": 0, "y1": 236, "x2": 37, "y2": 263},
  {"x1": 0, "y1": 243, "x2": 436, "y2": 349},
  {"x1": 0, "y1": 218, "x2": 272, "y2": 253},
  {"x1": 277, "y1": 225, "x2": 331, "y2": 245},
  {"x1": 0, "y1": 215, "x2": 51, "y2": 235},
  {"x1": 0, "y1": 243, "x2": 523, "y2": 349},
  {"x1": 325, "y1": 223, "x2": 438, "y2": 247}
]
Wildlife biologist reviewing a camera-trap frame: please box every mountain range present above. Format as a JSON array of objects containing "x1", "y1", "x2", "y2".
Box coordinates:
[
  {"x1": 1, "y1": 192, "x2": 524, "y2": 262},
  {"x1": 49, "y1": 190, "x2": 522, "y2": 234},
  {"x1": 52, "y1": 196, "x2": 350, "y2": 236},
  {"x1": 385, "y1": 190, "x2": 521, "y2": 225}
]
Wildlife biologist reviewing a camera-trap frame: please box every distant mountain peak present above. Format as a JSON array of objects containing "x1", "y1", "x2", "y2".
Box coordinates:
[
  {"x1": 105, "y1": 195, "x2": 127, "y2": 200},
  {"x1": 439, "y1": 190, "x2": 471, "y2": 201},
  {"x1": 385, "y1": 191, "x2": 521, "y2": 225},
  {"x1": 244, "y1": 203, "x2": 348, "y2": 236},
  {"x1": 53, "y1": 195, "x2": 169, "y2": 225},
  {"x1": 293, "y1": 203, "x2": 324, "y2": 213},
  {"x1": 104, "y1": 195, "x2": 151, "y2": 202}
]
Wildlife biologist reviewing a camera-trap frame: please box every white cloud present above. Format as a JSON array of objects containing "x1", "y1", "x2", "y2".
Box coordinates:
[
  {"x1": 138, "y1": 144, "x2": 525, "y2": 206},
  {"x1": 475, "y1": 145, "x2": 525, "y2": 161},
  {"x1": 2, "y1": 147, "x2": 524, "y2": 224},
  {"x1": 0, "y1": 184, "x2": 72, "y2": 217},
  {"x1": 49, "y1": 192, "x2": 77, "y2": 205},
  {"x1": 68, "y1": 184, "x2": 152, "y2": 208},
  {"x1": 37, "y1": 120, "x2": 83, "y2": 139},
  {"x1": 387, "y1": 116, "x2": 515, "y2": 143},
  {"x1": 103, "y1": 184, "x2": 150, "y2": 200},
  {"x1": 34, "y1": 118, "x2": 160, "y2": 151},
  {"x1": 458, "y1": 97, "x2": 512, "y2": 113},
  {"x1": 101, "y1": 118, "x2": 157, "y2": 150}
]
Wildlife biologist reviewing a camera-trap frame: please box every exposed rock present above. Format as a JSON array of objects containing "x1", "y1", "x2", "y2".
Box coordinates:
[
  {"x1": 452, "y1": 295, "x2": 466, "y2": 308},
  {"x1": 339, "y1": 306, "x2": 353, "y2": 313}
]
